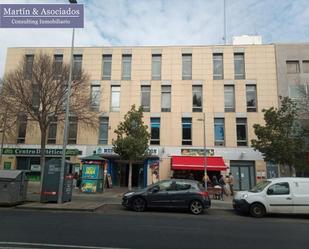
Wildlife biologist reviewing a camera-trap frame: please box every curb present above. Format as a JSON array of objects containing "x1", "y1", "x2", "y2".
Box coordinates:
[
  {"x1": 14, "y1": 203, "x2": 106, "y2": 212},
  {"x1": 12, "y1": 203, "x2": 234, "y2": 212}
]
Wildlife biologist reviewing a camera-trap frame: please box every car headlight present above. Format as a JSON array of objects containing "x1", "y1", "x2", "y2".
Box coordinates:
[
  {"x1": 241, "y1": 193, "x2": 248, "y2": 199},
  {"x1": 124, "y1": 192, "x2": 135, "y2": 197}
]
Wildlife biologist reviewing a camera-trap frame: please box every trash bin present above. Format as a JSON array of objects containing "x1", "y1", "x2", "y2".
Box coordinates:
[
  {"x1": 40, "y1": 158, "x2": 73, "y2": 203},
  {"x1": 0, "y1": 170, "x2": 28, "y2": 206}
]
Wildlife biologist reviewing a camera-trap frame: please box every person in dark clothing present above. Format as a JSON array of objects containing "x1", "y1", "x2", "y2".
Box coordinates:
[
  {"x1": 212, "y1": 175, "x2": 219, "y2": 186},
  {"x1": 218, "y1": 175, "x2": 226, "y2": 200}
]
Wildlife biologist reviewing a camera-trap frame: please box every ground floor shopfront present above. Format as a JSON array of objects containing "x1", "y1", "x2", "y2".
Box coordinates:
[
  {"x1": 0, "y1": 145, "x2": 84, "y2": 181},
  {"x1": 1, "y1": 144, "x2": 279, "y2": 191}
]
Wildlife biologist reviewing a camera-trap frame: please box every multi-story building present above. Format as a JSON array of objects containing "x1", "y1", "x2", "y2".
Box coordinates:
[
  {"x1": 275, "y1": 43, "x2": 309, "y2": 176},
  {"x1": 1, "y1": 44, "x2": 278, "y2": 190}
]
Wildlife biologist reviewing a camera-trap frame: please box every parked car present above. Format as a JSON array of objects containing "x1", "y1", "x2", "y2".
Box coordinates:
[
  {"x1": 233, "y1": 177, "x2": 309, "y2": 218},
  {"x1": 122, "y1": 179, "x2": 211, "y2": 215}
]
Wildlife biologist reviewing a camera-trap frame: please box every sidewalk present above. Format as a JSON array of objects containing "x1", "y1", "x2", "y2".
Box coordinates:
[{"x1": 15, "y1": 182, "x2": 233, "y2": 212}]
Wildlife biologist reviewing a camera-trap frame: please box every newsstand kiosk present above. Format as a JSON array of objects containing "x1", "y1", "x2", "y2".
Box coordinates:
[{"x1": 80, "y1": 154, "x2": 107, "y2": 193}]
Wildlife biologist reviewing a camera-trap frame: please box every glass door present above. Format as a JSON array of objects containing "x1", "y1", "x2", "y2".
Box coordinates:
[{"x1": 230, "y1": 161, "x2": 256, "y2": 191}]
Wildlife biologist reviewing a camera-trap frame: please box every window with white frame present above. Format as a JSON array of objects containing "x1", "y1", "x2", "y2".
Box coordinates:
[
  {"x1": 161, "y1": 85, "x2": 171, "y2": 112},
  {"x1": 182, "y1": 54, "x2": 192, "y2": 80},
  {"x1": 152, "y1": 54, "x2": 161, "y2": 80},
  {"x1": 102, "y1": 54, "x2": 112, "y2": 80},
  {"x1": 141, "y1": 86, "x2": 151, "y2": 112},
  {"x1": 111, "y1": 86, "x2": 120, "y2": 112},
  {"x1": 122, "y1": 54, "x2": 132, "y2": 80}
]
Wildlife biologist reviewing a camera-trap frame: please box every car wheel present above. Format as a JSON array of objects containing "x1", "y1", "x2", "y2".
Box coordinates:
[
  {"x1": 132, "y1": 197, "x2": 146, "y2": 212},
  {"x1": 250, "y1": 203, "x2": 265, "y2": 218},
  {"x1": 190, "y1": 200, "x2": 204, "y2": 215}
]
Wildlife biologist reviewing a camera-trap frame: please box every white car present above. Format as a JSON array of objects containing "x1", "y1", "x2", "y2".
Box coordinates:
[{"x1": 233, "y1": 177, "x2": 309, "y2": 218}]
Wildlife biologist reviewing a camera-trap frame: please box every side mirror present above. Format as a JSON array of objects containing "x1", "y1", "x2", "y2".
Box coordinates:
[{"x1": 267, "y1": 188, "x2": 274, "y2": 195}]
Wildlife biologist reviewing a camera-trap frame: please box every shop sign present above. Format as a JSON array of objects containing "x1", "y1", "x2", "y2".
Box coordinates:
[
  {"x1": 96, "y1": 146, "x2": 160, "y2": 156},
  {"x1": 181, "y1": 148, "x2": 214, "y2": 156},
  {"x1": 0, "y1": 4, "x2": 84, "y2": 28},
  {"x1": 2, "y1": 148, "x2": 81, "y2": 156}
]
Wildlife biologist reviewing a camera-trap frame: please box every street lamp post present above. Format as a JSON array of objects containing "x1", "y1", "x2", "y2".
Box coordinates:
[
  {"x1": 57, "y1": 0, "x2": 77, "y2": 204},
  {"x1": 198, "y1": 112, "x2": 207, "y2": 191}
]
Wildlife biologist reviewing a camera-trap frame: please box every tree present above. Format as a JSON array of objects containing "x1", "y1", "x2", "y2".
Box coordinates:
[
  {"x1": 112, "y1": 105, "x2": 150, "y2": 190},
  {"x1": 1, "y1": 53, "x2": 98, "y2": 186},
  {"x1": 251, "y1": 96, "x2": 307, "y2": 176}
]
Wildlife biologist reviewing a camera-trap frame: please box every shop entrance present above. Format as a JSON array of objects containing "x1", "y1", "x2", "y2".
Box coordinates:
[
  {"x1": 112, "y1": 161, "x2": 144, "y2": 188},
  {"x1": 230, "y1": 161, "x2": 255, "y2": 191}
]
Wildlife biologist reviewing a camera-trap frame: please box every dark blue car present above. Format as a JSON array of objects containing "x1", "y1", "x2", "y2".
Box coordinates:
[{"x1": 122, "y1": 179, "x2": 211, "y2": 215}]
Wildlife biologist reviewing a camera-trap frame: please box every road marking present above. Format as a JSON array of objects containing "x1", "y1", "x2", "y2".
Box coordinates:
[{"x1": 0, "y1": 242, "x2": 128, "y2": 249}]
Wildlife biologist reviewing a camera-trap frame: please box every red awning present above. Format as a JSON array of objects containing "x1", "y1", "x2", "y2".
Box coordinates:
[{"x1": 171, "y1": 156, "x2": 227, "y2": 171}]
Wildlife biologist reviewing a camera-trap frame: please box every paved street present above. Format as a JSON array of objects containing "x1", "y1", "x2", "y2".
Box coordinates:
[{"x1": 0, "y1": 207, "x2": 309, "y2": 249}]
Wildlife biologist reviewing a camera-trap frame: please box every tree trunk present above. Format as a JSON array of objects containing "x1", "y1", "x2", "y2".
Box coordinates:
[
  {"x1": 39, "y1": 126, "x2": 47, "y2": 197},
  {"x1": 128, "y1": 160, "x2": 132, "y2": 191}
]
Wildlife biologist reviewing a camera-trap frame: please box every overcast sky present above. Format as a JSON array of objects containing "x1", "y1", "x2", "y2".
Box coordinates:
[{"x1": 0, "y1": 0, "x2": 309, "y2": 77}]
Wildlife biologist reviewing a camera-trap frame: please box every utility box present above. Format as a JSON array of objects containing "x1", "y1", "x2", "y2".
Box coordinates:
[
  {"x1": 0, "y1": 170, "x2": 28, "y2": 206},
  {"x1": 40, "y1": 158, "x2": 73, "y2": 203}
]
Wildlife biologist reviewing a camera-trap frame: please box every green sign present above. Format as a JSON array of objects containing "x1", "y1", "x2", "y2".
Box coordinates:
[
  {"x1": 3, "y1": 162, "x2": 11, "y2": 170},
  {"x1": 2, "y1": 148, "x2": 81, "y2": 156}
]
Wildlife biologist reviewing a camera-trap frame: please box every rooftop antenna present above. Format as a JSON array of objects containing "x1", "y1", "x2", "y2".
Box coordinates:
[{"x1": 223, "y1": 0, "x2": 227, "y2": 45}]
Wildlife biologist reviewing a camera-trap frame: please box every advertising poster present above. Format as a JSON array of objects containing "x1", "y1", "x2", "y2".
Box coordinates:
[{"x1": 82, "y1": 164, "x2": 99, "y2": 179}]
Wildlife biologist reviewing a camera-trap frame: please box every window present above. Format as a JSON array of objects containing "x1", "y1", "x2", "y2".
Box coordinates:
[
  {"x1": 141, "y1": 86, "x2": 151, "y2": 112},
  {"x1": 17, "y1": 114, "x2": 27, "y2": 144},
  {"x1": 213, "y1": 53, "x2": 224, "y2": 80},
  {"x1": 224, "y1": 85, "x2": 235, "y2": 112},
  {"x1": 182, "y1": 54, "x2": 192, "y2": 80},
  {"x1": 214, "y1": 118, "x2": 225, "y2": 146},
  {"x1": 246, "y1": 85, "x2": 257, "y2": 112},
  {"x1": 102, "y1": 54, "x2": 112, "y2": 80},
  {"x1": 236, "y1": 118, "x2": 247, "y2": 146},
  {"x1": 32, "y1": 86, "x2": 40, "y2": 109},
  {"x1": 267, "y1": 182, "x2": 290, "y2": 195},
  {"x1": 289, "y1": 85, "x2": 307, "y2": 100},
  {"x1": 73, "y1": 54, "x2": 82, "y2": 80},
  {"x1": 192, "y1": 85, "x2": 202, "y2": 112},
  {"x1": 161, "y1": 85, "x2": 171, "y2": 112},
  {"x1": 68, "y1": 117, "x2": 78, "y2": 144},
  {"x1": 303, "y1": 61, "x2": 309, "y2": 73},
  {"x1": 286, "y1": 61, "x2": 300, "y2": 74},
  {"x1": 91, "y1": 85, "x2": 100, "y2": 111},
  {"x1": 150, "y1": 118, "x2": 160, "y2": 145},
  {"x1": 25, "y1": 54, "x2": 34, "y2": 80},
  {"x1": 99, "y1": 117, "x2": 109, "y2": 145},
  {"x1": 111, "y1": 86, "x2": 120, "y2": 112},
  {"x1": 176, "y1": 181, "x2": 191, "y2": 191},
  {"x1": 47, "y1": 116, "x2": 57, "y2": 144},
  {"x1": 182, "y1": 118, "x2": 192, "y2": 145},
  {"x1": 122, "y1": 54, "x2": 132, "y2": 80},
  {"x1": 152, "y1": 54, "x2": 161, "y2": 80},
  {"x1": 157, "y1": 181, "x2": 174, "y2": 191},
  {"x1": 53, "y1": 54, "x2": 63, "y2": 79},
  {"x1": 234, "y1": 53, "x2": 245, "y2": 79}
]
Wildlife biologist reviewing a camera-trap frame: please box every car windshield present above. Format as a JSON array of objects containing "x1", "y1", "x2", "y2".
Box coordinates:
[{"x1": 249, "y1": 180, "x2": 271, "y2": 193}]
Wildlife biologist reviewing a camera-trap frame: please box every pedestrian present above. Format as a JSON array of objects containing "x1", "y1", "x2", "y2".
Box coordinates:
[
  {"x1": 229, "y1": 172, "x2": 234, "y2": 196},
  {"x1": 212, "y1": 175, "x2": 219, "y2": 186},
  {"x1": 202, "y1": 174, "x2": 210, "y2": 187},
  {"x1": 218, "y1": 175, "x2": 226, "y2": 200}
]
